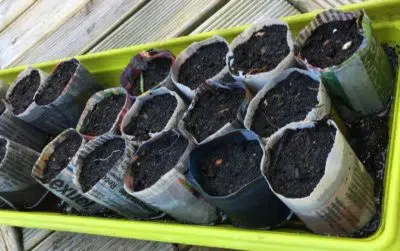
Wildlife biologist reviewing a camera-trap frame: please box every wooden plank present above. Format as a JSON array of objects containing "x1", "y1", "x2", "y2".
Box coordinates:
[
  {"x1": 0, "y1": 226, "x2": 23, "y2": 251},
  {"x1": 0, "y1": 0, "x2": 36, "y2": 32},
  {"x1": 90, "y1": 0, "x2": 228, "y2": 53},
  {"x1": 0, "y1": 0, "x2": 91, "y2": 69},
  {"x1": 10, "y1": 0, "x2": 149, "y2": 67},
  {"x1": 31, "y1": 232, "x2": 176, "y2": 251},
  {"x1": 22, "y1": 229, "x2": 53, "y2": 251},
  {"x1": 286, "y1": 0, "x2": 363, "y2": 12},
  {"x1": 191, "y1": 0, "x2": 300, "y2": 34}
]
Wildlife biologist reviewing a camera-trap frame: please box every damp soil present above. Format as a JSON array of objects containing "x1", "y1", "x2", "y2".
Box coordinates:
[
  {"x1": 347, "y1": 111, "x2": 389, "y2": 238},
  {"x1": 128, "y1": 57, "x2": 172, "y2": 96},
  {"x1": 231, "y1": 25, "x2": 289, "y2": 75},
  {"x1": 35, "y1": 61, "x2": 78, "y2": 105},
  {"x1": 124, "y1": 93, "x2": 177, "y2": 141},
  {"x1": 198, "y1": 140, "x2": 263, "y2": 197},
  {"x1": 0, "y1": 139, "x2": 7, "y2": 162},
  {"x1": 267, "y1": 124, "x2": 336, "y2": 198},
  {"x1": 80, "y1": 93, "x2": 127, "y2": 136},
  {"x1": 131, "y1": 131, "x2": 188, "y2": 191},
  {"x1": 178, "y1": 42, "x2": 229, "y2": 89},
  {"x1": 300, "y1": 19, "x2": 363, "y2": 69},
  {"x1": 184, "y1": 86, "x2": 245, "y2": 142},
  {"x1": 43, "y1": 131, "x2": 82, "y2": 183},
  {"x1": 79, "y1": 138, "x2": 126, "y2": 192},
  {"x1": 8, "y1": 70, "x2": 41, "y2": 115},
  {"x1": 251, "y1": 71, "x2": 320, "y2": 138}
]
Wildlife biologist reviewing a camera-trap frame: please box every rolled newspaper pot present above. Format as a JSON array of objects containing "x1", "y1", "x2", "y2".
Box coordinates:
[
  {"x1": 74, "y1": 133, "x2": 161, "y2": 219},
  {"x1": 179, "y1": 81, "x2": 250, "y2": 144},
  {"x1": 244, "y1": 68, "x2": 331, "y2": 138},
  {"x1": 32, "y1": 129, "x2": 107, "y2": 213},
  {"x1": 262, "y1": 120, "x2": 375, "y2": 235},
  {"x1": 294, "y1": 9, "x2": 394, "y2": 117},
  {"x1": 121, "y1": 87, "x2": 187, "y2": 146},
  {"x1": 171, "y1": 35, "x2": 230, "y2": 99},
  {"x1": 20, "y1": 59, "x2": 102, "y2": 135},
  {"x1": 227, "y1": 18, "x2": 296, "y2": 92},
  {"x1": 120, "y1": 49, "x2": 175, "y2": 97},
  {"x1": 6, "y1": 67, "x2": 48, "y2": 116},
  {"x1": 188, "y1": 129, "x2": 291, "y2": 228},
  {"x1": 0, "y1": 101, "x2": 49, "y2": 152},
  {"x1": 0, "y1": 136, "x2": 39, "y2": 192},
  {"x1": 124, "y1": 129, "x2": 217, "y2": 224},
  {"x1": 76, "y1": 87, "x2": 131, "y2": 140}
]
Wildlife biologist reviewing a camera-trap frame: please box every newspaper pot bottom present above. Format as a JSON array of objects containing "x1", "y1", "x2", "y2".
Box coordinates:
[{"x1": 188, "y1": 130, "x2": 291, "y2": 228}]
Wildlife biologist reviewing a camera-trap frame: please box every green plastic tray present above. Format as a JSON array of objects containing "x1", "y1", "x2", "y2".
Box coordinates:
[{"x1": 1, "y1": 1, "x2": 400, "y2": 250}]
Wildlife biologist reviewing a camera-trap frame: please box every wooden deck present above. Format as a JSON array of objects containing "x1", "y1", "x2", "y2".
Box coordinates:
[{"x1": 0, "y1": 0, "x2": 362, "y2": 249}]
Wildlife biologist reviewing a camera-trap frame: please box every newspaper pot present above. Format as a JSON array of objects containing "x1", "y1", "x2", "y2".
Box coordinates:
[
  {"x1": 263, "y1": 120, "x2": 375, "y2": 235},
  {"x1": 77, "y1": 87, "x2": 132, "y2": 140},
  {"x1": 244, "y1": 68, "x2": 331, "y2": 138},
  {"x1": 179, "y1": 81, "x2": 251, "y2": 145},
  {"x1": 227, "y1": 18, "x2": 296, "y2": 92},
  {"x1": 121, "y1": 87, "x2": 187, "y2": 146},
  {"x1": 171, "y1": 35, "x2": 230, "y2": 99},
  {"x1": 124, "y1": 129, "x2": 217, "y2": 224},
  {"x1": 74, "y1": 133, "x2": 161, "y2": 219},
  {"x1": 294, "y1": 9, "x2": 394, "y2": 118},
  {"x1": 32, "y1": 129, "x2": 107, "y2": 213},
  {"x1": 188, "y1": 129, "x2": 292, "y2": 228},
  {"x1": 120, "y1": 49, "x2": 175, "y2": 97},
  {"x1": 20, "y1": 58, "x2": 102, "y2": 135}
]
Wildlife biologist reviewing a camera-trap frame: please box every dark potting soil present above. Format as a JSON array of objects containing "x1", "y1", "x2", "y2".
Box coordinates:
[
  {"x1": 132, "y1": 132, "x2": 188, "y2": 191},
  {"x1": 251, "y1": 71, "x2": 320, "y2": 138},
  {"x1": 0, "y1": 139, "x2": 7, "y2": 162},
  {"x1": 184, "y1": 87, "x2": 245, "y2": 142},
  {"x1": 8, "y1": 70, "x2": 40, "y2": 115},
  {"x1": 130, "y1": 58, "x2": 172, "y2": 96},
  {"x1": 80, "y1": 93, "x2": 127, "y2": 136},
  {"x1": 43, "y1": 131, "x2": 82, "y2": 183},
  {"x1": 198, "y1": 140, "x2": 263, "y2": 196},
  {"x1": 35, "y1": 61, "x2": 78, "y2": 105},
  {"x1": 124, "y1": 94, "x2": 177, "y2": 141},
  {"x1": 231, "y1": 25, "x2": 289, "y2": 75},
  {"x1": 178, "y1": 42, "x2": 229, "y2": 89},
  {"x1": 300, "y1": 19, "x2": 363, "y2": 69},
  {"x1": 347, "y1": 111, "x2": 389, "y2": 238},
  {"x1": 79, "y1": 138, "x2": 126, "y2": 192},
  {"x1": 267, "y1": 124, "x2": 335, "y2": 198}
]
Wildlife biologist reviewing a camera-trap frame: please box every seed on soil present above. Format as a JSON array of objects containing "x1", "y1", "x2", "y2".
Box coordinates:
[
  {"x1": 79, "y1": 138, "x2": 126, "y2": 192},
  {"x1": 8, "y1": 70, "x2": 41, "y2": 115},
  {"x1": 267, "y1": 124, "x2": 335, "y2": 198},
  {"x1": 231, "y1": 25, "x2": 289, "y2": 75},
  {"x1": 131, "y1": 131, "x2": 188, "y2": 191},
  {"x1": 35, "y1": 61, "x2": 78, "y2": 105},
  {"x1": 178, "y1": 42, "x2": 229, "y2": 89},
  {"x1": 251, "y1": 71, "x2": 320, "y2": 138},
  {"x1": 198, "y1": 139, "x2": 263, "y2": 197}
]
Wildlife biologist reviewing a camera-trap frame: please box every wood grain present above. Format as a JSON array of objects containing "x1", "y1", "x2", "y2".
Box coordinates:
[{"x1": 0, "y1": 0, "x2": 36, "y2": 32}]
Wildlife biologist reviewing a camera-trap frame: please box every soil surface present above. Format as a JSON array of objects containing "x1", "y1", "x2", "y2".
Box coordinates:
[
  {"x1": 0, "y1": 139, "x2": 7, "y2": 162},
  {"x1": 35, "y1": 61, "x2": 77, "y2": 105},
  {"x1": 198, "y1": 140, "x2": 263, "y2": 196},
  {"x1": 8, "y1": 70, "x2": 40, "y2": 115},
  {"x1": 267, "y1": 123, "x2": 335, "y2": 198},
  {"x1": 300, "y1": 19, "x2": 363, "y2": 68},
  {"x1": 251, "y1": 71, "x2": 320, "y2": 137},
  {"x1": 347, "y1": 111, "x2": 389, "y2": 237},
  {"x1": 131, "y1": 131, "x2": 188, "y2": 191},
  {"x1": 124, "y1": 94, "x2": 177, "y2": 141},
  {"x1": 178, "y1": 42, "x2": 228, "y2": 89},
  {"x1": 231, "y1": 25, "x2": 289, "y2": 75},
  {"x1": 129, "y1": 58, "x2": 172, "y2": 96},
  {"x1": 80, "y1": 93, "x2": 126, "y2": 136},
  {"x1": 184, "y1": 86, "x2": 245, "y2": 142},
  {"x1": 79, "y1": 138, "x2": 126, "y2": 192},
  {"x1": 43, "y1": 131, "x2": 82, "y2": 183}
]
